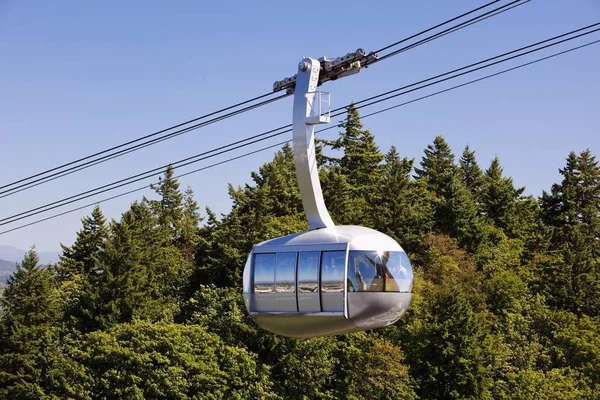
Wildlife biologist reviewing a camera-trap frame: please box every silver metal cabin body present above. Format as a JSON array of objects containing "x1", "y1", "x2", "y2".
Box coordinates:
[{"x1": 242, "y1": 52, "x2": 413, "y2": 338}]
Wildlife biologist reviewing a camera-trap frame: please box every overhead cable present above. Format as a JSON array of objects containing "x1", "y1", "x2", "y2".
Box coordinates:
[
  {"x1": 1, "y1": 27, "x2": 598, "y2": 229},
  {"x1": 371, "y1": 0, "x2": 529, "y2": 63},
  {"x1": 0, "y1": 93, "x2": 287, "y2": 197},
  {"x1": 0, "y1": 0, "x2": 528, "y2": 196},
  {"x1": 2, "y1": 36, "x2": 597, "y2": 236}
]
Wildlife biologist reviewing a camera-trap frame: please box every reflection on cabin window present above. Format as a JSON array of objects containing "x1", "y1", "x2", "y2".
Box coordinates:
[
  {"x1": 298, "y1": 251, "x2": 319, "y2": 293},
  {"x1": 347, "y1": 251, "x2": 412, "y2": 293},
  {"x1": 253, "y1": 250, "x2": 413, "y2": 297},
  {"x1": 253, "y1": 253, "x2": 275, "y2": 294},
  {"x1": 275, "y1": 252, "x2": 296, "y2": 294},
  {"x1": 385, "y1": 251, "x2": 412, "y2": 292},
  {"x1": 320, "y1": 251, "x2": 345, "y2": 293}
]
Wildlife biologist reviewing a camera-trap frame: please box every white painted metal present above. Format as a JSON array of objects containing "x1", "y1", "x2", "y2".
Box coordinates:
[
  {"x1": 292, "y1": 57, "x2": 335, "y2": 230},
  {"x1": 241, "y1": 50, "x2": 413, "y2": 339},
  {"x1": 243, "y1": 226, "x2": 413, "y2": 338}
]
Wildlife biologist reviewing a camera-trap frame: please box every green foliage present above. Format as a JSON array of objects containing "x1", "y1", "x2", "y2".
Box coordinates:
[
  {"x1": 75, "y1": 321, "x2": 273, "y2": 399},
  {"x1": 342, "y1": 337, "x2": 417, "y2": 400},
  {"x1": 1, "y1": 247, "x2": 60, "y2": 328},
  {"x1": 3, "y1": 105, "x2": 599, "y2": 399},
  {"x1": 493, "y1": 368, "x2": 593, "y2": 400},
  {"x1": 150, "y1": 164, "x2": 185, "y2": 236},
  {"x1": 459, "y1": 144, "x2": 484, "y2": 199},
  {"x1": 541, "y1": 149, "x2": 600, "y2": 316},
  {"x1": 0, "y1": 326, "x2": 90, "y2": 400},
  {"x1": 414, "y1": 134, "x2": 457, "y2": 188},
  {"x1": 321, "y1": 102, "x2": 385, "y2": 226},
  {"x1": 57, "y1": 205, "x2": 108, "y2": 282},
  {"x1": 392, "y1": 235, "x2": 493, "y2": 400},
  {"x1": 178, "y1": 186, "x2": 202, "y2": 262},
  {"x1": 0, "y1": 249, "x2": 87, "y2": 399},
  {"x1": 415, "y1": 136, "x2": 484, "y2": 250},
  {"x1": 373, "y1": 146, "x2": 434, "y2": 254},
  {"x1": 480, "y1": 156, "x2": 525, "y2": 230},
  {"x1": 324, "y1": 103, "x2": 384, "y2": 190},
  {"x1": 192, "y1": 144, "x2": 306, "y2": 288},
  {"x1": 179, "y1": 285, "x2": 258, "y2": 347}
]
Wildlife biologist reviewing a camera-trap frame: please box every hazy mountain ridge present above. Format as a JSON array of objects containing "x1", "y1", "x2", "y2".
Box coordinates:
[
  {"x1": 0, "y1": 259, "x2": 17, "y2": 284},
  {"x1": 0, "y1": 245, "x2": 60, "y2": 264}
]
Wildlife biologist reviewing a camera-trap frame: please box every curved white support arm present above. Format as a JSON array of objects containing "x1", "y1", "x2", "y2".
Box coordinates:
[{"x1": 293, "y1": 58, "x2": 335, "y2": 230}]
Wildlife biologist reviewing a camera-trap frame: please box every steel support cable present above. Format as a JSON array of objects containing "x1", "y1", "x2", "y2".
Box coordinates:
[
  {"x1": 365, "y1": 0, "x2": 531, "y2": 66},
  {"x1": 372, "y1": 0, "x2": 532, "y2": 63},
  {"x1": 1, "y1": 37, "x2": 598, "y2": 236},
  {"x1": 0, "y1": 113, "x2": 285, "y2": 200},
  {"x1": 371, "y1": 0, "x2": 528, "y2": 64},
  {"x1": 2, "y1": 26, "x2": 599, "y2": 226},
  {"x1": 353, "y1": 22, "x2": 600, "y2": 108},
  {"x1": 0, "y1": 1, "x2": 526, "y2": 196},
  {"x1": 0, "y1": 125, "x2": 293, "y2": 225},
  {"x1": 8, "y1": 13, "x2": 584, "y2": 203},
  {"x1": 373, "y1": 0, "x2": 505, "y2": 54},
  {"x1": 0, "y1": 91, "x2": 286, "y2": 192},
  {"x1": 350, "y1": 25, "x2": 600, "y2": 112},
  {"x1": 0, "y1": 93, "x2": 288, "y2": 197}
]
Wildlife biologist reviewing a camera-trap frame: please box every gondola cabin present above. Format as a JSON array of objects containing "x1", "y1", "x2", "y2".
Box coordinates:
[
  {"x1": 242, "y1": 225, "x2": 413, "y2": 338},
  {"x1": 244, "y1": 53, "x2": 414, "y2": 338}
]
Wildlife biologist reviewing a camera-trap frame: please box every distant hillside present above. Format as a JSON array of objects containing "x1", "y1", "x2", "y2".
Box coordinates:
[
  {"x1": 0, "y1": 245, "x2": 59, "y2": 264},
  {"x1": 0, "y1": 259, "x2": 16, "y2": 284}
]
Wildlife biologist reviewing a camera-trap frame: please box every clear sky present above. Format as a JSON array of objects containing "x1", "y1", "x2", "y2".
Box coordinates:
[{"x1": 1, "y1": 0, "x2": 599, "y2": 252}]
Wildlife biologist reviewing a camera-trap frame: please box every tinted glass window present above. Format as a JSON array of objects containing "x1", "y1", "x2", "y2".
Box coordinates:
[
  {"x1": 275, "y1": 252, "x2": 296, "y2": 293},
  {"x1": 385, "y1": 251, "x2": 413, "y2": 293},
  {"x1": 347, "y1": 251, "x2": 413, "y2": 292},
  {"x1": 348, "y1": 251, "x2": 384, "y2": 292},
  {"x1": 298, "y1": 251, "x2": 319, "y2": 293},
  {"x1": 253, "y1": 253, "x2": 275, "y2": 294},
  {"x1": 321, "y1": 251, "x2": 345, "y2": 293}
]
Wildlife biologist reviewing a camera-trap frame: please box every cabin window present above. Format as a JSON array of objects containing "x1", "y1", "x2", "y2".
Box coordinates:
[
  {"x1": 384, "y1": 251, "x2": 413, "y2": 292},
  {"x1": 320, "y1": 251, "x2": 345, "y2": 312},
  {"x1": 275, "y1": 252, "x2": 297, "y2": 294},
  {"x1": 347, "y1": 251, "x2": 384, "y2": 292},
  {"x1": 347, "y1": 251, "x2": 412, "y2": 292},
  {"x1": 298, "y1": 251, "x2": 320, "y2": 293},
  {"x1": 253, "y1": 253, "x2": 276, "y2": 294},
  {"x1": 320, "y1": 251, "x2": 346, "y2": 293}
]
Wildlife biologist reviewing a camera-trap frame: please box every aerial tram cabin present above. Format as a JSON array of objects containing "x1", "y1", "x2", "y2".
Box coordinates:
[
  {"x1": 243, "y1": 50, "x2": 413, "y2": 338},
  {"x1": 243, "y1": 225, "x2": 413, "y2": 338}
]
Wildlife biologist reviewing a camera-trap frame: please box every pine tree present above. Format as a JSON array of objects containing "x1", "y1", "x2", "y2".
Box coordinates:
[
  {"x1": 1, "y1": 247, "x2": 59, "y2": 328},
  {"x1": 57, "y1": 205, "x2": 108, "y2": 281},
  {"x1": 414, "y1": 134, "x2": 457, "y2": 189},
  {"x1": 322, "y1": 166, "x2": 365, "y2": 225},
  {"x1": 322, "y1": 103, "x2": 384, "y2": 226},
  {"x1": 415, "y1": 135, "x2": 482, "y2": 250},
  {"x1": 480, "y1": 156, "x2": 525, "y2": 230},
  {"x1": 444, "y1": 174, "x2": 484, "y2": 251},
  {"x1": 92, "y1": 218, "x2": 151, "y2": 328},
  {"x1": 150, "y1": 164, "x2": 184, "y2": 238},
  {"x1": 116, "y1": 199, "x2": 190, "y2": 323},
  {"x1": 373, "y1": 146, "x2": 434, "y2": 254},
  {"x1": 541, "y1": 149, "x2": 600, "y2": 316},
  {"x1": 177, "y1": 187, "x2": 202, "y2": 262},
  {"x1": 325, "y1": 103, "x2": 384, "y2": 188},
  {"x1": 0, "y1": 248, "x2": 85, "y2": 398},
  {"x1": 192, "y1": 145, "x2": 307, "y2": 288},
  {"x1": 459, "y1": 144, "x2": 484, "y2": 200}
]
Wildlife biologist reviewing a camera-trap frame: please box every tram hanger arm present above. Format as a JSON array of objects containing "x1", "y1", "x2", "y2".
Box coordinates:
[{"x1": 272, "y1": 48, "x2": 379, "y2": 94}]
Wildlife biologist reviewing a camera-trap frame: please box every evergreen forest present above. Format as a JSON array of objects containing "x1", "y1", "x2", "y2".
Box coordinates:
[{"x1": 1, "y1": 104, "x2": 599, "y2": 399}]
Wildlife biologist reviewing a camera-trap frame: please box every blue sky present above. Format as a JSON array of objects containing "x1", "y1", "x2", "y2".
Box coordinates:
[{"x1": 1, "y1": 0, "x2": 599, "y2": 252}]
